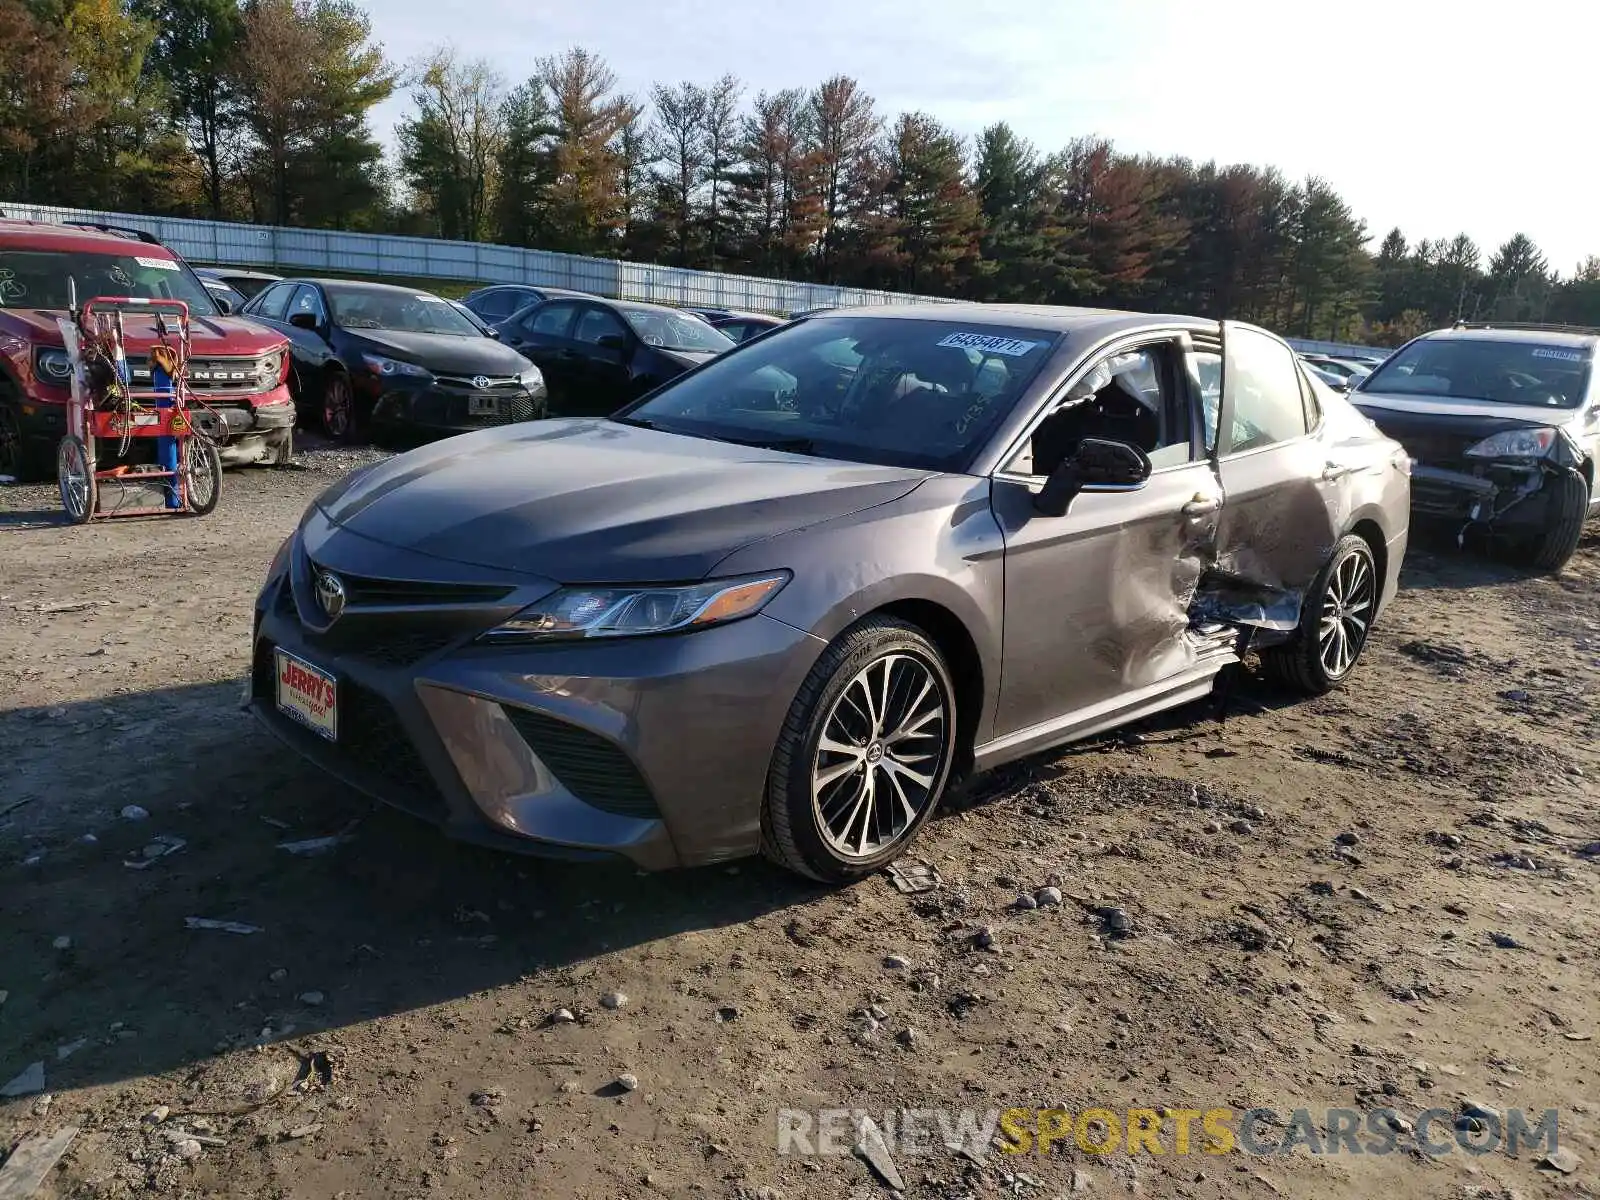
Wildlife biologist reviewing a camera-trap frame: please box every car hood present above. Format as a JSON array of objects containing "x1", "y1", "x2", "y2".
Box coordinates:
[
  {"x1": 661, "y1": 347, "x2": 721, "y2": 370},
  {"x1": 317, "y1": 418, "x2": 932, "y2": 581},
  {"x1": 349, "y1": 330, "x2": 531, "y2": 376},
  {"x1": 1352, "y1": 389, "x2": 1582, "y2": 429},
  {"x1": 6, "y1": 307, "x2": 286, "y2": 355}
]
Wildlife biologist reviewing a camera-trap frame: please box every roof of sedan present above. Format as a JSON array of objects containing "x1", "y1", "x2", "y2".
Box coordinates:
[
  {"x1": 809, "y1": 302, "x2": 1214, "y2": 335},
  {"x1": 1424, "y1": 324, "x2": 1598, "y2": 347}
]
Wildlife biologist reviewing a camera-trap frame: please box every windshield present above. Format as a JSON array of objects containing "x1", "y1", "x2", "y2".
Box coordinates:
[
  {"x1": 616, "y1": 315, "x2": 1060, "y2": 471},
  {"x1": 620, "y1": 307, "x2": 735, "y2": 353},
  {"x1": 1360, "y1": 338, "x2": 1591, "y2": 408},
  {"x1": 0, "y1": 249, "x2": 219, "y2": 316},
  {"x1": 327, "y1": 285, "x2": 480, "y2": 335}
]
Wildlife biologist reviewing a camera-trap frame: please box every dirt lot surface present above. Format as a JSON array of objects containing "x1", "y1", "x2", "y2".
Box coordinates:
[{"x1": 2, "y1": 447, "x2": 1598, "y2": 1200}]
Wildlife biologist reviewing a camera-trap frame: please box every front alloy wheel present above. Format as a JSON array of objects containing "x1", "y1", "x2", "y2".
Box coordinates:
[
  {"x1": 322, "y1": 371, "x2": 355, "y2": 441},
  {"x1": 764, "y1": 617, "x2": 957, "y2": 882}
]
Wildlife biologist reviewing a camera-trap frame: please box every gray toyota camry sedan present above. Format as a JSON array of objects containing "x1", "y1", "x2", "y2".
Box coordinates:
[{"x1": 248, "y1": 305, "x2": 1411, "y2": 881}]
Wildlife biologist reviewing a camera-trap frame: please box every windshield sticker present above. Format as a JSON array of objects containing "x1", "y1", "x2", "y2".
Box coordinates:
[
  {"x1": 1531, "y1": 347, "x2": 1584, "y2": 362},
  {"x1": 134, "y1": 256, "x2": 179, "y2": 271},
  {"x1": 937, "y1": 332, "x2": 1040, "y2": 357}
]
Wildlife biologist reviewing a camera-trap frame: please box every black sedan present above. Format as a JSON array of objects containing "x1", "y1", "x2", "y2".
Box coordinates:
[
  {"x1": 459, "y1": 283, "x2": 592, "y2": 325},
  {"x1": 240, "y1": 279, "x2": 547, "y2": 442},
  {"x1": 496, "y1": 296, "x2": 735, "y2": 416}
]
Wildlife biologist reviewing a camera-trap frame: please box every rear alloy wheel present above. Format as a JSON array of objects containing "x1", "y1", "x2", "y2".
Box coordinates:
[
  {"x1": 1262, "y1": 534, "x2": 1377, "y2": 695},
  {"x1": 762, "y1": 617, "x2": 957, "y2": 882},
  {"x1": 322, "y1": 371, "x2": 355, "y2": 442}
]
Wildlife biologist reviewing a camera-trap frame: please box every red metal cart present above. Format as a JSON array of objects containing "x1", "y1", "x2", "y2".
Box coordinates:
[{"x1": 56, "y1": 296, "x2": 222, "y2": 522}]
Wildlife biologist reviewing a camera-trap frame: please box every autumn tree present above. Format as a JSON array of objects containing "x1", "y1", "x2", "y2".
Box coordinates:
[
  {"x1": 0, "y1": 0, "x2": 73, "y2": 199},
  {"x1": 492, "y1": 81, "x2": 558, "y2": 247},
  {"x1": 399, "y1": 47, "x2": 504, "y2": 241},
  {"x1": 806, "y1": 75, "x2": 879, "y2": 281},
  {"x1": 873, "y1": 112, "x2": 979, "y2": 293},
  {"x1": 649, "y1": 80, "x2": 708, "y2": 265},
  {"x1": 135, "y1": 0, "x2": 244, "y2": 217},
  {"x1": 236, "y1": 0, "x2": 392, "y2": 228},
  {"x1": 727, "y1": 87, "x2": 815, "y2": 277},
  {"x1": 536, "y1": 48, "x2": 632, "y2": 254}
]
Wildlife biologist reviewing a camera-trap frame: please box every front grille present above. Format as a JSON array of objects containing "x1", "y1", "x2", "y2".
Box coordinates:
[
  {"x1": 303, "y1": 626, "x2": 463, "y2": 667},
  {"x1": 435, "y1": 374, "x2": 524, "y2": 391},
  {"x1": 252, "y1": 638, "x2": 448, "y2": 823},
  {"x1": 129, "y1": 355, "x2": 262, "y2": 395},
  {"x1": 306, "y1": 561, "x2": 512, "y2": 609},
  {"x1": 503, "y1": 706, "x2": 660, "y2": 820}
]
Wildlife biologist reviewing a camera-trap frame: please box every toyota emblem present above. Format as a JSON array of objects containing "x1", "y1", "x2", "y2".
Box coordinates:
[
  {"x1": 314, "y1": 571, "x2": 347, "y2": 622},
  {"x1": 471, "y1": 375, "x2": 491, "y2": 390}
]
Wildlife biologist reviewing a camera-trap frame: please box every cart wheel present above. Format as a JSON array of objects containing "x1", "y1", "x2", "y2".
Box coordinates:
[
  {"x1": 57, "y1": 435, "x2": 95, "y2": 524},
  {"x1": 183, "y1": 437, "x2": 222, "y2": 516}
]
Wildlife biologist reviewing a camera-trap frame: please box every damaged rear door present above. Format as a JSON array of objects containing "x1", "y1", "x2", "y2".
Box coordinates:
[{"x1": 1200, "y1": 322, "x2": 1342, "y2": 628}]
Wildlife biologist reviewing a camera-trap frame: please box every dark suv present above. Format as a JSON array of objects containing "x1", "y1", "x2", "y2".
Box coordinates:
[
  {"x1": 1351, "y1": 322, "x2": 1600, "y2": 570},
  {"x1": 0, "y1": 220, "x2": 296, "y2": 478}
]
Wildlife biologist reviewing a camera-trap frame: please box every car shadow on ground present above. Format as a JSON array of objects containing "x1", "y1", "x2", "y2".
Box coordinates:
[
  {"x1": 0, "y1": 681, "x2": 819, "y2": 1096},
  {"x1": 1397, "y1": 521, "x2": 1600, "y2": 592}
]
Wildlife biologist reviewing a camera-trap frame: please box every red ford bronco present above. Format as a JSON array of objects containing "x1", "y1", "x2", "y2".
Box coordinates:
[{"x1": 0, "y1": 218, "x2": 295, "y2": 479}]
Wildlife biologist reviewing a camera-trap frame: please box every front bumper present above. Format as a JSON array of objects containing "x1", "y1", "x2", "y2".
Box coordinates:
[
  {"x1": 20, "y1": 383, "x2": 294, "y2": 467},
  {"x1": 246, "y1": 547, "x2": 824, "y2": 869},
  {"x1": 364, "y1": 376, "x2": 548, "y2": 437},
  {"x1": 1410, "y1": 459, "x2": 1578, "y2": 531}
]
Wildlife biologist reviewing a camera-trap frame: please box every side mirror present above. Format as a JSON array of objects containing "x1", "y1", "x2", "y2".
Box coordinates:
[
  {"x1": 213, "y1": 295, "x2": 234, "y2": 315},
  {"x1": 485, "y1": 327, "x2": 501, "y2": 340},
  {"x1": 596, "y1": 333, "x2": 627, "y2": 352},
  {"x1": 289, "y1": 312, "x2": 320, "y2": 332},
  {"x1": 1034, "y1": 437, "x2": 1153, "y2": 517}
]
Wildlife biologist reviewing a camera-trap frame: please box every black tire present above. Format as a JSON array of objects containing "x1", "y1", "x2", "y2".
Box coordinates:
[
  {"x1": 761, "y1": 616, "x2": 958, "y2": 883},
  {"x1": 1262, "y1": 534, "x2": 1378, "y2": 696},
  {"x1": 321, "y1": 369, "x2": 357, "y2": 443},
  {"x1": 1, "y1": 394, "x2": 48, "y2": 482},
  {"x1": 182, "y1": 437, "x2": 222, "y2": 515},
  {"x1": 57, "y1": 435, "x2": 95, "y2": 523},
  {"x1": 1518, "y1": 470, "x2": 1590, "y2": 572}
]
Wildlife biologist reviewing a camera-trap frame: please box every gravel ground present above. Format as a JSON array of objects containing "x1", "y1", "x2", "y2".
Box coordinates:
[{"x1": 2, "y1": 443, "x2": 1598, "y2": 1199}]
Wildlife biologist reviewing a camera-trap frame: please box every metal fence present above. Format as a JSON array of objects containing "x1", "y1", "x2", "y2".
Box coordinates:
[
  {"x1": 1, "y1": 200, "x2": 957, "y2": 316},
  {"x1": 4, "y1": 200, "x2": 1397, "y2": 357}
]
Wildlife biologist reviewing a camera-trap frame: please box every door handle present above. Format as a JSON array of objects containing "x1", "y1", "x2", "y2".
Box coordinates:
[
  {"x1": 1181, "y1": 493, "x2": 1222, "y2": 517},
  {"x1": 1321, "y1": 461, "x2": 1352, "y2": 481}
]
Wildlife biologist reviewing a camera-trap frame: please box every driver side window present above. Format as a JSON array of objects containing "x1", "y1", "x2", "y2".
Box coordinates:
[{"x1": 1007, "y1": 343, "x2": 1192, "y2": 477}]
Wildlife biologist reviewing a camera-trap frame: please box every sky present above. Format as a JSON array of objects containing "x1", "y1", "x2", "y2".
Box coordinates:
[{"x1": 368, "y1": 0, "x2": 1600, "y2": 271}]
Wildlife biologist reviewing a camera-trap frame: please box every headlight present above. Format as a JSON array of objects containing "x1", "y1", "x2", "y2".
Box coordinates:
[
  {"x1": 361, "y1": 353, "x2": 432, "y2": 381},
  {"x1": 518, "y1": 364, "x2": 544, "y2": 389},
  {"x1": 35, "y1": 348, "x2": 72, "y2": 383},
  {"x1": 256, "y1": 350, "x2": 287, "y2": 388},
  {"x1": 480, "y1": 571, "x2": 791, "y2": 643},
  {"x1": 1464, "y1": 428, "x2": 1558, "y2": 459}
]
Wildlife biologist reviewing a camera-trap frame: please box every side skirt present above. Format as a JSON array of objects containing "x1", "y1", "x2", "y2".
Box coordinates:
[{"x1": 972, "y1": 624, "x2": 1241, "y2": 772}]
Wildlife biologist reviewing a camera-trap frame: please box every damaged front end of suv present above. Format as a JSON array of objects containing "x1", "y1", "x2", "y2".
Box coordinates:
[{"x1": 1351, "y1": 325, "x2": 1599, "y2": 571}]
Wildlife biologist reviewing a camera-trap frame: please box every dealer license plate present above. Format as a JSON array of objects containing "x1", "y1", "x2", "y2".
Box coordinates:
[
  {"x1": 468, "y1": 394, "x2": 500, "y2": 417},
  {"x1": 275, "y1": 649, "x2": 338, "y2": 741}
]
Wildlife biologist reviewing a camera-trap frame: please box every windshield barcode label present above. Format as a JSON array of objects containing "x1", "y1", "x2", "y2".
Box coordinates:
[{"x1": 937, "y1": 332, "x2": 1039, "y2": 357}]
